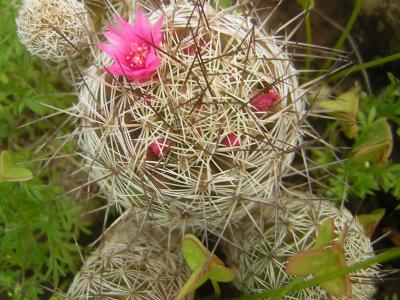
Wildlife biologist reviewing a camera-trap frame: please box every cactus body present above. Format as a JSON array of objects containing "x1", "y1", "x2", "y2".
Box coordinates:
[
  {"x1": 16, "y1": 0, "x2": 92, "y2": 61},
  {"x1": 67, "y1": 212, "x2": 193, "y2": 299}
]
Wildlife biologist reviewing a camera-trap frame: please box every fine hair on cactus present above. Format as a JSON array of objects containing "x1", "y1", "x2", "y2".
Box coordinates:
[
  {"x1": 66, "y1": 211, "x2": 193, "y2": 299},
  {"x1": 222, "y1": 196, "x2": 379, "y2": 299},
  {"x1": 16, "y1": 0, "x2": 92, "y2": 61},
  {"x1": 73, "y1": 0, "x2": 308, "y2": 232}
]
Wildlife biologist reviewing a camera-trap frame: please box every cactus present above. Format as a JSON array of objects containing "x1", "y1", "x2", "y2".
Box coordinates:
[
  {"x1": 222, "y1": 197, "x2": 379, "y2": 299},
  {"x1": 16, "y1": 0, "x2": 92, "y2": 62},
  {"x1": 66, "y1": 211, "x2": 193, "y2": 299},
  {"x1": 74, "y1": 0, "x2": 307, "y2": 230}
]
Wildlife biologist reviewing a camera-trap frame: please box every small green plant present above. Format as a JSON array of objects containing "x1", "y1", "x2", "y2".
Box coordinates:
[
  {"x1": 222, "y1": 199, "x2": 391, "y2": 300},
  {"x1": 314, "y1": 74, "x2": 400, "y2": 200},
  {"x1": 178, "y1": 234, "x2": 236, "y2": 300},
  {"x1": 0, "y1": 3, "x2": 85, "y2": 298},
  {"x1": 0, "y1": 151, "x2": 33, "y2": 182},
  {"x1": 0, "y1": 0, "x2": 72, "y2": 145},
  {"x1": 0, "y1": 178, "x2": 86, "y2": 299}
]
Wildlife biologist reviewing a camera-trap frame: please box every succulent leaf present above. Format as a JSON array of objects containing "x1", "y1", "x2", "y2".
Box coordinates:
[
  {"x1": 180, "y1": 234, "x2": 235, "y2": 299},
  {"x1": 0, "y1": 151, "x2": 33, "y2": 182},
  {"x1": 357, "y1": 208, "x2": 385, "y2": 237},
  {"x1": 318, "y1": 84, "x2": 360, "y2": 139},
  {"x1": 313, "y1": 217, "x2": 336, "y2": 248},
  {"x1": 352, "y1": 118, "x2": 393, "y2": 164}
]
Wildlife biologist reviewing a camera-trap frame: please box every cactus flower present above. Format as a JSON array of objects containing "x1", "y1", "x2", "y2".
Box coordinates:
[
  {"x1": 250, "y1": 89, "x2": 280, "y2": 115},
  {"x1": 98, "y1": 10, "x2": 164, "y2": 82}
]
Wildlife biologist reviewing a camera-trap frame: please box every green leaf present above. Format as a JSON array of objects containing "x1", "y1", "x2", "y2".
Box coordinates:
[
  {"x1": 0, "y1": 151, "x2": 33, "y2": 182},
  {"x1": 286, "y1": 218, "x2": 351, "y2": 298},
  {"x1": 208, "y1": 264, "x2": 236, "y2": 282},
  {"x1": 357, "y1": 208, "x2": 385, "y2": 237},
  {"x1": 0, "y1": 73, "x2": 9, "y2": 84},
  {"x1": 231, "y1": 247, "x2": 400, "y2": 300},
  {"x1": 25, "y1": 98, "x2": 45, "y2": 114},
  {"x1": 352, "y1": 118, "x2": 393, "y2": 164},
  {"x1": 286, "y1": 245, "x2": 351, "y2": 297},
  {"x1": 180, "y1": 234, "x2": 236, "y2": 299},
  {"x1": 182, "y1": 234, "x2": 209, "y2": 272},
  {"x1": 176, "y1": 268, "x2": 210, "y2": 300},
  {"x1": 314, "y1": 218, "x2": 336, "y2": 248},
  {"x1": 318, "y1": 84, "x2": 360, "y2": 139},
  {"x1": 220, "y1": 0, "x2": 233, "y2": 8},
  {"x1": 297, "y1": 0, "x2": 315, "y2": 9}
]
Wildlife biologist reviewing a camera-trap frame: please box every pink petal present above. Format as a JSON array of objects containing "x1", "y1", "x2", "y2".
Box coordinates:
[
  {"x1": 115, "y1": 15, "x2": 130, "y2": 35},
  {"x1": 98, "y1": 43, "x2": 119, "y2": 59},
  {"x1": 127, "y1": 69, "x2": 152, "y2": 82},
  {"x1": 108, "y1": 22, "x2": 121, "y2": 35},
  {"x1": 221, "y1": 133, "x2": 242, "y2": 148},
  {"x1": 152, "y1": 15, "x2": 164, "y2": 45},
  {"x1": 107, "y1": 65, "x2": 152, "y2": 83},
  {"x1": 104, "y1": 32, "x2": 129, "y2": 51},
  {"x1": 136, "y1": 10, "x2": 152, "y2": 34},
  {"x1": 145, "y1": 51, "x2": 161, "y2": 70},
  {"x1": 106, "y1": 63, "x2": 127, "y2": 76}
]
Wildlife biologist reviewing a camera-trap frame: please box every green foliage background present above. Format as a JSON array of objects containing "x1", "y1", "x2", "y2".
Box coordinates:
[
  {"x1": 313, "y1": 74, "x2": 400, "y2": 201},
  {"x1": 0, "y1": 1, "x2": 87, "y2": 299}
]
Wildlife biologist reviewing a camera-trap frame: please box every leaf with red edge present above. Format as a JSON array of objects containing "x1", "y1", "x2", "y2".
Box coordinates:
[{"x1": 286, "y1": 244, "x2": 351, "y2": 298}]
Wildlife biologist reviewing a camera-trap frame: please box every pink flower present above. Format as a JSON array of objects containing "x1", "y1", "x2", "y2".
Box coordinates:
[
  {"x1": 149, "y1": 138, "x2": 170, "y2": 157},
  {"x1": 250, "y1": 89, "x2": 280, "y2": 115},
  {"x1": 221, "y1": 133, "x2": 242, "y2": 148},
  {"x1": 98, "y1": 10, "x2": 164, "y2": 82}
]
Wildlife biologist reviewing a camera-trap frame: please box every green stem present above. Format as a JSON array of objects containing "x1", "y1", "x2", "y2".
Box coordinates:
[
  {"x1": 197, "y1": 281, "x2": 222, "y2": 300},
  {"x1": 303, "y1": 11, "x2": 313, "y2": 82},
  {"x1": 227, "y1": 247, "x2": 400, "y2": 300},
  {"x1": 328, "y1": 52, "x2": 400, "y2": 82},
  {"x1": 320, "y1": 0, "x2": 364, "y2": 73},
  {"x1": 212, "y1": 280, "x2": 221, "y2": 298},
  {"x1": 177, "y1": 267, "x2": 209, "y2": 300}
]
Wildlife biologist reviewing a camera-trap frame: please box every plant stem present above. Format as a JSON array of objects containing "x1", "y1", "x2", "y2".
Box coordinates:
[
  {"x1": 320, "y1": 0, "x2": 364, "y2": 74},
  {"x1": 212, "y1": 280, "x2": 221, "y2": 298},
  {"x1": 303, "y1": 11, "x2": 313, "y2": 82},
  {"x1": 328, "y1": 52, "x2": 400, "y2": 82}
]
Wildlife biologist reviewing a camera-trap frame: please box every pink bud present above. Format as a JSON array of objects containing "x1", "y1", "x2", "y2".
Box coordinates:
[
  {"x1": 221, "y1": 133, "x2": 241, "y2": 148},
  {"x1": 250, "y1": 89, "x2": 280, "y2": 114},
  {"x1": 149, "y1": 138, "x2": 170, "y2": 157}
]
